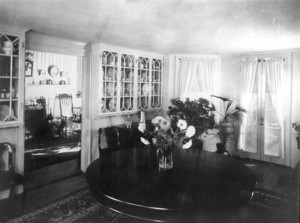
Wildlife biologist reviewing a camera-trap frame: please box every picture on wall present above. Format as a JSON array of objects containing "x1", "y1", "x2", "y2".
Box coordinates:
[{"x1": 25, "y1": 61, "x2": 33, "y2": 77}]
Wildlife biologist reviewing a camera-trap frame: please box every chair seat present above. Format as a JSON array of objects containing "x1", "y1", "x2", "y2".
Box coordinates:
[{"x1": 0, "y1": 171, "x2": 25, "y2": 191}]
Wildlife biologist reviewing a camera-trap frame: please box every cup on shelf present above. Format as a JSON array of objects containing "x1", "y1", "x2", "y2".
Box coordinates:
[{"x1": 1, "y1": 41, "x2": 12, "y2": 55}]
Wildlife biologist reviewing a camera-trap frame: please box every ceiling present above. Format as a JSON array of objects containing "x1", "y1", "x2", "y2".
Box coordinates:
[{"x1": 0, "y1": 0, "x2": 300, "y2": 54}]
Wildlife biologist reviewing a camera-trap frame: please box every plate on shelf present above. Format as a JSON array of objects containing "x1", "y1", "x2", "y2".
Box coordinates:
[
  {"x1": 107, "y1": 98, "x2": 116, "y2": 111},
  {"x1": 106, "y1": 83, "x2": 114, "y2": 96},
  {"x1": 48, "y1": 65, "x2": 59, "y2": 77},
  {"x1": 125, "y1": 98, "x2": 130, "y2": 109},
  {"x1": 142, "y1": 84, "x2": 149, "y2": 95}
]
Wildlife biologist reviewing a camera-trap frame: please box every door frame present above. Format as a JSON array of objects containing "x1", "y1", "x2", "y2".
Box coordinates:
[{"x1": 237, "y1": 53, "x2": 292, "y2": 166}]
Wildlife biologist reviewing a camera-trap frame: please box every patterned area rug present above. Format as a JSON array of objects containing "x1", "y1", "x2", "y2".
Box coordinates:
[
  {"x1": 6, "y1": 188, "x2": 146, "y2": 223},
  {"x1": 5, "y1": 186, "x2": 298, "y2": 223}
]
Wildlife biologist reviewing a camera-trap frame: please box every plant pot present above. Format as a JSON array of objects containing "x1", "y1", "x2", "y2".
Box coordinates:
[
  {"x1": 297, "y1": 136, "x2": 300, "y2": 150},
  {"x1": 216, "y1": 143, "x2": 225, "y2": 154},
  {"x1": 220, "y1": 122, "x2": 232, "y2": 133}
]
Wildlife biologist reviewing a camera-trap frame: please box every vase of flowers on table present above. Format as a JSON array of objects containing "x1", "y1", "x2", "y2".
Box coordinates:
[{"x1": 138, "y1": 116, "x2": 196, "y2": 170}]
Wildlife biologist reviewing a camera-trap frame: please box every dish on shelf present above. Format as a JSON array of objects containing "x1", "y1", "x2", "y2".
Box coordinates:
[
  {"x1": 106, "y1": 83, "x2": 114, "y2": 96},
  {"x1": 48, "y1": 65, "x2": 59, "y2": 77},
  {"x1": 125, "y1": 98, "x2": 130, "y2": 109},
  {"x1": 142, "y1": 83, "x2": 149, "y2": 95},
  {"x1": 38, "y1": 69, "x2": 46, "y2": 76},
  {"x1": 107, "y1": 98, "x2": 116, "y2": 111},
  {"x1": 107, "y1": 68, "x2": 113, "y2": 80}
]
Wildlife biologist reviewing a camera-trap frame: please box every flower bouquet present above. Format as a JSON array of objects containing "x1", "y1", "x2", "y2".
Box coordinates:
[{"x1": 138, "y1": 116, "x2": 196, "y2": 169}]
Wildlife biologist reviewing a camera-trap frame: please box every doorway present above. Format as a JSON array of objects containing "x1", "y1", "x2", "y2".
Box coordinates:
[
  {"x1": 24, "y1": 50, "x2": 83, "y2": 187},
  {"x1": 238, "y1": 57, "x2": 289, "y2": 165}
]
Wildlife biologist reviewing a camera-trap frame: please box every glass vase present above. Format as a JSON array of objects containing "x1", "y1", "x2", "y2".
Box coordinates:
[{"x1": 156, "y1": 145, "x2": 173, "y2": 170}]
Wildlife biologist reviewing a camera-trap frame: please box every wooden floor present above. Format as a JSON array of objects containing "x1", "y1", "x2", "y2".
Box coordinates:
[{"x1": 25, "y1": 173, "x2": 87, "y2": 210}]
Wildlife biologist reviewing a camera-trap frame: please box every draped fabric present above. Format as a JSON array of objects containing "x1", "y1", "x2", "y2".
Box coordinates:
[
  {"x1": 178, "y1": 58, "x2": 218, "y2": 100},
  {"x1": 238, "y1": 57, "x2": 287, "y2": 158},
  {"x1": 238, "y1": 58, "x2": 258, "y2": 150},
  {"x1": 177, "y1": 57, "x2": 220, "y2": 121},
  {"x1": 264, "y1": 57, "x2": 287, "y2": 157}
]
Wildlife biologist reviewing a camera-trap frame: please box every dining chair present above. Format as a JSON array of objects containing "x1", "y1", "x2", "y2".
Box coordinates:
[
  {"x1": 98, "y1": 127, "x2": 120, "y2": 155},
  {"x1": 98, "y1": 127, "x2": 135, "y2": 156},
  {"x1": 0, "y1": 142, "x2": 27, "y2": 218}
]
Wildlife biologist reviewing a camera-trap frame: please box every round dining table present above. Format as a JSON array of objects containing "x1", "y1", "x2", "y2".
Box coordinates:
[{"x1": 86, "y1": 146, "x2": 256, "y2": 222}]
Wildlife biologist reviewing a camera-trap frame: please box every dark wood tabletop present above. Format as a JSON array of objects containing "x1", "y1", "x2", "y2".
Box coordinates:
[{"x1": 86, "y1": 146, "x2": 256, "y2": 222}]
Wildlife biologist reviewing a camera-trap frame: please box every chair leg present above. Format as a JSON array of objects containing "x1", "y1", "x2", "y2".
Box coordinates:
[
  {"x1": 22, "y1": 183, "x2": 27, "y2": 213},
  {"x1": 8, "y1": 183, "x2": 16, "y2": 198}
]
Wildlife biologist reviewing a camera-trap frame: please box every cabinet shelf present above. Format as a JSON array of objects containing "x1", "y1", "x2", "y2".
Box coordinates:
[
  {"x1": 0, "y1": 31, "x2": 23, "y2": 125},
  {"x1": 0, "y1": 98, "x2": 18, "y2": 102},
  {"x1": 26, "y1": 84, "x2": 71, "y2": 86},
  {"x1": 0, "y1": 76, "x2": 18, "y2": 79},
  {"x1": 0, "y1": 53, "x2": 19, "y2": 58}
]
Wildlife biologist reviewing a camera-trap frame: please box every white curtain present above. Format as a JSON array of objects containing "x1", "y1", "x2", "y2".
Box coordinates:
[
  {"x1": 178, "y1": 57, "x2": 219, "y2": 100},
  {"x1": 264, "y1": 57, "x2": 287, "y2": 157},
  {"x1": 177, "y1": 57, "x2": 220, "y2": 122},
  {"x1": 238, "y1": 58, "x2": 258, "y2": 150}
]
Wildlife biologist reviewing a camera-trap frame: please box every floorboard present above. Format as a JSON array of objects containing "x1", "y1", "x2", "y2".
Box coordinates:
[{"x1": 25, "y1": 173, "x2": 87, "y2": 211}]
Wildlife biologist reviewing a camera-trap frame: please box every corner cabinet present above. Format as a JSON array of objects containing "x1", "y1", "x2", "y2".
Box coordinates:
[
  {"x1": 0, "y1": 31, "x2": 25, "y2": 125},
  {"x1": 0, "y1": 25, "x2": 27, "y2": 174},
  {"x1": 90, "y1": 44, "x2": 164, "y2": 117}
]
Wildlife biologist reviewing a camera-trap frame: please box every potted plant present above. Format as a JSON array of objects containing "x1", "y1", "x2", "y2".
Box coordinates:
[
  {"x1": 211, "y1": 95, "x2": 247, "y2": 154},
  {"x1": 167, "y1": 97, "x2": 215, "y2": 137}
]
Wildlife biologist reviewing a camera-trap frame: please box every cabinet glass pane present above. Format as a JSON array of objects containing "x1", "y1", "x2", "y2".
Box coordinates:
[
  {"x1": 0, "y1": 34, "x2": 19, "y2": 122},
  {"x1": 101, "y1": 51, "x2": 118, "y2": 113},
  {"x1": 120, "y1": 54, "x2": 134, "y2": 111},
  {"x1": 137, "y1": 57, "x2": 150, "y2": 110},
  {"x1": 151, "y1": 59, "x2": 162, "y2": 108}
]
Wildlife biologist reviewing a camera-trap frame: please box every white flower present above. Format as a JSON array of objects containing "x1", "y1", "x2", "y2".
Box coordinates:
[
  {"x1": 182, "y1": 139, "x2": 192, "y2": 149},
  {"x1": 138, "y1": 123, "x2": 146, "y2": 133},
  {"x1": 185, "y1": 126, "x2": 196, "y2": 138},
  {"x1": 140, "y1": 137, "x2": 150, "y2": 145},
  {"x1": 152, "y1": 116, "x2": 170, "y2": 132},
  {"x1": 177, "y1": 119, "x2": 187, "y2": 130},
  {"x1": 152, "y1": 116, "x2": 164, "y2": 125}
]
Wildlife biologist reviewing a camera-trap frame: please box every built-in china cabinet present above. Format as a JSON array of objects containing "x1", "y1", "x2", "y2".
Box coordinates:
[
  {"x1": 0, "y1": 24, "x2": 27, "y2": 174},
  {"x1": 90, "y1": 44, "x2": 164, "y2": 117},
  {"x1": 81, "y1": 43, "x2": 164, "y2": 171}
]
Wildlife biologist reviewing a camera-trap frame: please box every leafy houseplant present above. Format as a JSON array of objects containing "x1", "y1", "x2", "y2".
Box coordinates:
[
  {"x1": 211, "y1": 95, "x2": 247, "y2": 153},
  {"x1": 167, "y1": 98, "x2": 215, "y2": 137}
]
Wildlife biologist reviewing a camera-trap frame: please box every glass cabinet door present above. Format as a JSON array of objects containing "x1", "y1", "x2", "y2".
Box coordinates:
[
  {"x1": 120, "y1": 54, "x2": 134, "y2": 112},
  {"x1": 98, "y1": 47, "x2": 163, "y2": 115},
  {"x1": 101, "y1": 51, "x2": 118, "y2": 113},
  {"x1": 151, "y1": 59, "x2": 162, "y2": 108},
  {"x1": 0, "y1": 34, "x2": 20, "y2": 122},
  {"x1": 137, "y1": 57, "x2": 150, "y2": 110}
]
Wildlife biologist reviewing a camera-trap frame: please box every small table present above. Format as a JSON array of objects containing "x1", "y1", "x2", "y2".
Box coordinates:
[{"x1": 86, "y1": 147, "x2": 256, "y2": 222}]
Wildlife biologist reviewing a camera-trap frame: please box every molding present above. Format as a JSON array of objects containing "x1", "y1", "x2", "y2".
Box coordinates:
[
  {"x1": 26, "y1": 31, "x2": 87, "y2": 57},
  {"x1": 221, "y1": 48, "x2": 300, "y2": 58},
  {"x1": 92, "y1": 42, "x2": 165, "y2": 58},
  {"x1": 0, "y1": 23, "x2": 28, "y2": 36}
]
